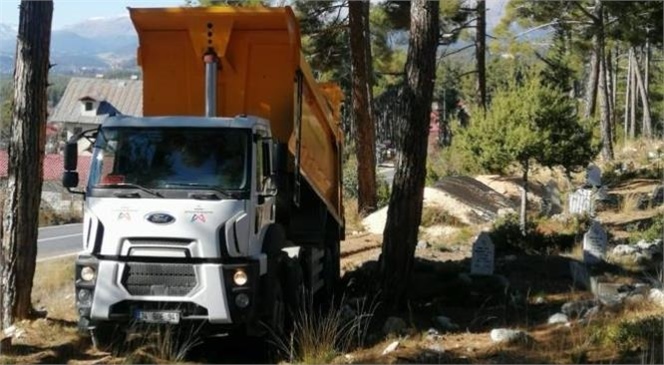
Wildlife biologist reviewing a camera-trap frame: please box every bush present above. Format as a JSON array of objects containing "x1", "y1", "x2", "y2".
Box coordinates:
[
  {"x1": 39, "y1": 202, "x2": 82, "y2": 227},
  {"x1": 490, "y1": 213, "x2": 576, "y2": 254},
  {"x1": 343, "y1": 154, "x2": 391, "y2": 210},
  {"x1": 630, "y1": 214, "x2": 664, "y2": 244}
]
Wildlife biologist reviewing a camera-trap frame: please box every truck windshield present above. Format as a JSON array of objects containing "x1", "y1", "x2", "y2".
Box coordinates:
[{"x1": 88, "y1": 127, "x2": 250, "y2": 191}]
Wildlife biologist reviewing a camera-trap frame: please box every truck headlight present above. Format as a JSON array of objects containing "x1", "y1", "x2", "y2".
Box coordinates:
[
  {"x1": 233, "y1": 269, "x2": 248, "y2": 286},
  {"x1": 81, "y1": 266, "x2": 96, "y2": 282}
]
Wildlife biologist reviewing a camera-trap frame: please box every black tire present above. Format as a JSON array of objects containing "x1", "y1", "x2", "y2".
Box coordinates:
[
  {"x1": 90, "y1": 322, "x2": 124, "y2": 352},
  {"x1": 282, "y1": 256, "x2": 305, "y2": 322},
  {"x1": 320, "y1": 237, "x2": 340, "y2": 306}
]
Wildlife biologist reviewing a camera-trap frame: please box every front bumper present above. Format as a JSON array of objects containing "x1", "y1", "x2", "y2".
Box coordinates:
[{"x1": 75, "y1": 255, "x2": 260, "y2": 326}]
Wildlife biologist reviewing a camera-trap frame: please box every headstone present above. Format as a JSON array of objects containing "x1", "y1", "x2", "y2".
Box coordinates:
[
  {"x1": 586, "y1": 164, "x2": 602, "y2": 187},
  {"x1": 583, "y1": 220, "x2": 607, "y2": 264},
  {"x1": 651, "y1": 185, "x2": 664, "y2": 206},
  {"x1": 568, "y1": 188, "x2": 594, "y2": 215},
  {"x1": 471, "y1": 232, "x2": 495, "y2": 275}
]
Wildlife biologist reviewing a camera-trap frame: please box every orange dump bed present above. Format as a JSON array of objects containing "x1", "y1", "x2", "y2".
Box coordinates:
[{"x1": 129, "y1": 6, "x2": 343, "y2": 224}]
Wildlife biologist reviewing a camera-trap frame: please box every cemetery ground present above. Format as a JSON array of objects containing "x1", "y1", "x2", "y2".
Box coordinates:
[{"x1": 2, "y1": 145, "x2": 664, "y2": 364}]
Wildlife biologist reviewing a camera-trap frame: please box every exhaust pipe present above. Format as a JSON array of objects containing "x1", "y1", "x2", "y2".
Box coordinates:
[{"x1": 204, "y1": 51, "x2": 218, "y2": 117}]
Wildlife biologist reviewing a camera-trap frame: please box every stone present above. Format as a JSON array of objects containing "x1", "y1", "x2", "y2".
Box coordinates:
[
  {"x1": 383, "y1": 316, "x2": 407, "y2": 335},
  {"x1": 417, "y1": 240, "x2": 430, "y2": 250},
  {"x1": 648, "y1": 288, "x2": 664, "y2": 308},
  {"x1": 562, "y1": 299, "x2": 596, "y2": 318},
  {"x1": 382, "y1": 340, "x2": 400, "y2": 355},
  {"x1": 583, "y1": 220, "x2": 607, "y2": 265},
  {"x1": 470, "y1": 232, "x2": 495, "y2": 276},
  {"x1": 425, "y1": 328, "x2": 440, "y2": 341},
  {"x1": 595, "y1": 283, "x2": 625, "y2": 304},
  {"x1": 625, "y1": 294, "x2": 646, "y2": 305},
  {"x1": 2, "y1": 325, "x2": 16, "y2": 339},
  {"x1": 489, "y1": 328, "x2": 527, "y2": 344},
  {"x1": 547, "y1": 313, "x2": 569, "y2": 325},
  {"x1": 569, "y1": 188, "x2": 594, "y2": 215},
  {"x1": 534, "y1": 296, "x2": 545, "y2": 305},
  {"x1": 586, "y1": 164, "x2": 602, "y2": 187},
  {"x1": 650, "y1": 185, "x2": 664, "y2": 207},
  {"x1": 612, "y1": 244, "x2": 638, "y2": 256},
  {"x1": 424, "y1": 343, "x2": 445, "y2": 353},
  {"x1": 570, "y1": 261, "x2": 591, "y2": 290},
  {"x1": 435, "y1": 316, "x2": 459, "y2": 331}
]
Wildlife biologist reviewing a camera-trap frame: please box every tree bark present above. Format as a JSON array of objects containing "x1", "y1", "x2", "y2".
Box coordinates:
[
  {"x1": 583, "y1": 40, "x2": 599, "y2": 119},
  {"x1": 623, "y1": 48, "x2": 631, "y2": 141},
  {"x1": 349, "y1": 0, "x2": 377, "y2": 214},
  {"x1": 475, "y1": 0, "x2": 487, "y2": 110},
  {"x1": 630, "y1": 48, "x2": 637, "y2": 138},
  {"x1": 633, "y1": 47, "x2": 652, "y2": 138},
  {"x1": 1, "y1": 0, "x2": 53, "y2": 329},
  {"x1": 519, "y1": 162, "x2": 528, "y2": 237},
  {"x1": 595, "y1": 1, "x2": 613, "y2": 160},
  {"x1": 380, "y1": 0, "x2": 438, "y2": 310}
]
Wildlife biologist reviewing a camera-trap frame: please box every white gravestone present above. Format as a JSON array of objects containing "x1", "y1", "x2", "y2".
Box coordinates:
[
  {"x1": 471, "y1": 232, "x2": 495, "y2": 275},
  {"x1": 586, "y1": 164, "x2": 602, "y2": 187},
  {"x1": 583, "y1": 220, "x2": 607, "y2": 265},
  {"x1": 568, "y1": 188, "x2": 594, "y2": 215}
]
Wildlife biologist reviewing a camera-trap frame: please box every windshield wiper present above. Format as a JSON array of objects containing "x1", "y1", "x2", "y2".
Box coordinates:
[
  {"x1": 162, "y1": 183, "x2": 237, "y2": 199},
  {"x1": 102, "y1": 183, "x2": 163, "y2": 198}
]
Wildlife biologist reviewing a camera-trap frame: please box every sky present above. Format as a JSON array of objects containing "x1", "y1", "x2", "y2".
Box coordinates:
[
  {"x1": 0, "y1": 0, "x2": 508, "y2": 31},
  {"x1": 0, "y1": 0, "x2": 185, "y2": 29}
]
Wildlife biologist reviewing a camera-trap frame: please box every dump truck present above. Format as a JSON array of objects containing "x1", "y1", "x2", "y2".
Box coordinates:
[{"x1": 62, "y1": 6, "x2": 344, "y2": 345}]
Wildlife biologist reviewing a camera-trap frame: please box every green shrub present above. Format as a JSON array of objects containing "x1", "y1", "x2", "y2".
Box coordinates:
[
  {"x1": 376, "y1": 177, "x2": 391, "y2": 209},
  {"x1": 343, "y1": 155, "x2": 391, "y2": 209},
  {"x1": 630, "y1": 213, "x2": 664, "y2": 243},
  {"x1": 490, "y1": 213, "x2": 576, "y2": 254}
]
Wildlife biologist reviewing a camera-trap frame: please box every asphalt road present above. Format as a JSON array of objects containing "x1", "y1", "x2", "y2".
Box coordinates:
[{"x1": 37, "y1": 223, "x2": 83, "y2": 261}]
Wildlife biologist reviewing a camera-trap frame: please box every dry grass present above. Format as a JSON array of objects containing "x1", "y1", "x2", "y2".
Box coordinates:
[
  {"x1": 620, "y1": 193, "x2": 642, "y2": 214},
  {"x1": 32, "y1": 257, "x2": 76, "y2": 321},
  {"x1": 275, "y1": 296, "x2": 378, "y2": 364},
  {"x1": 344, "y1": 198, "x2": 365, "y2": 234},
  {"x1": 420, "y1": 205, "x2": 466, "y2": 228}
]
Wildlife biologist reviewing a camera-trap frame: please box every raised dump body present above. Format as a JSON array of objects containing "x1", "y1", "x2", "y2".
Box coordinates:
[{"x1": 129, "y1": 6, "x2": 344, "y2": 225}]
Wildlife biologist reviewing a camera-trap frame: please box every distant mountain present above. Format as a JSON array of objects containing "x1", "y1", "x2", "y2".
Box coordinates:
[{"x1": 0, "y1": 15, "x2": 138, "y2": 74}]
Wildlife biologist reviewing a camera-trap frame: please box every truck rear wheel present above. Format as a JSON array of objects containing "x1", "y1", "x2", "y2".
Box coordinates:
[{"x1": 320, "y1": 238, "x2": 340, "y2": 305}]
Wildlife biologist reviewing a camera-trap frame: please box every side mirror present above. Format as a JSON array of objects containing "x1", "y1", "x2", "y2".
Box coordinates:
[
  {"x1": 64, "y1": 142, "x2": 78, "y2": 171},
  {"x1": 62, "y1": 171, "x2": 79, "y2": 188}
]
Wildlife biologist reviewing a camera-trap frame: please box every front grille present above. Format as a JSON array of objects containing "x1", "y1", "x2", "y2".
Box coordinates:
[
  {"x1": 121, "y1": 263, "x2": 197, "y2": 296},
  {"x1": 127, "y1": 238, "x2": 192, "y2": 246}
]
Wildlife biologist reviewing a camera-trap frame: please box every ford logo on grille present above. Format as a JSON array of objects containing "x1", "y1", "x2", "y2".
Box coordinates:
[{"x1": 146, "y1": 213, "x2": 175, "y2": 224}]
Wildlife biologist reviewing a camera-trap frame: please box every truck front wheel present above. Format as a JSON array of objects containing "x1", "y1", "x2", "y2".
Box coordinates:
[{"x1": 90, "y1": 322, "x2": 125, "y2": 351}]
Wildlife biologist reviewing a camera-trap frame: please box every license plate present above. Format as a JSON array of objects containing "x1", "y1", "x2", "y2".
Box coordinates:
[{"x1": 135, "y1": 310, "x2": 181, "y2": 324}]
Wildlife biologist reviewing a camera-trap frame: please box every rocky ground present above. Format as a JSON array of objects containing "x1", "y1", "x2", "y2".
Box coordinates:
[{"x1": 2, "y1": 148, "x2": 664, "y2": 364}]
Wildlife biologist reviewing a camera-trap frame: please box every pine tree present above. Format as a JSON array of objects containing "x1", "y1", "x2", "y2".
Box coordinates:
[{"x1": 1, "y1": 0, "x2": 53, "y2": 328}]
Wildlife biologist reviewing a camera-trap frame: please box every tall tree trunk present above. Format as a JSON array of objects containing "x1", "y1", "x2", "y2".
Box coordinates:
[
  {"x1": 596, "y1": 2, "x2": 613, "y2": 161},
  {"x1": 519, "y1": 162, "x2": 528, "y2": 237},
  {"x1": 606, "y1": 48, "x2": 615, "y2": 141},
  {"x1": 630, "y1": 48, "x2": 637, "y2": 138},
  {"x1": 624, "y1": 48, "x2": 632, "y2": 141},
  {"x1": 1, "y1": 0, "x2": 53, "y2": 329},
  {"x1": 475, "y1": 0, "x2": 487, "y2": 110},
  {"x1": 380, "y1": 0, "x2": 438, "y2": 310},
  {"x1": 633, "y1": 47, "x2": 652, "y2": 138},
  {"x1": 583, "y1": 41, "x2": 599, "y2": 119},
  {"x1": 349, "y1": 0, "x2": 377, "y2": 214}
]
